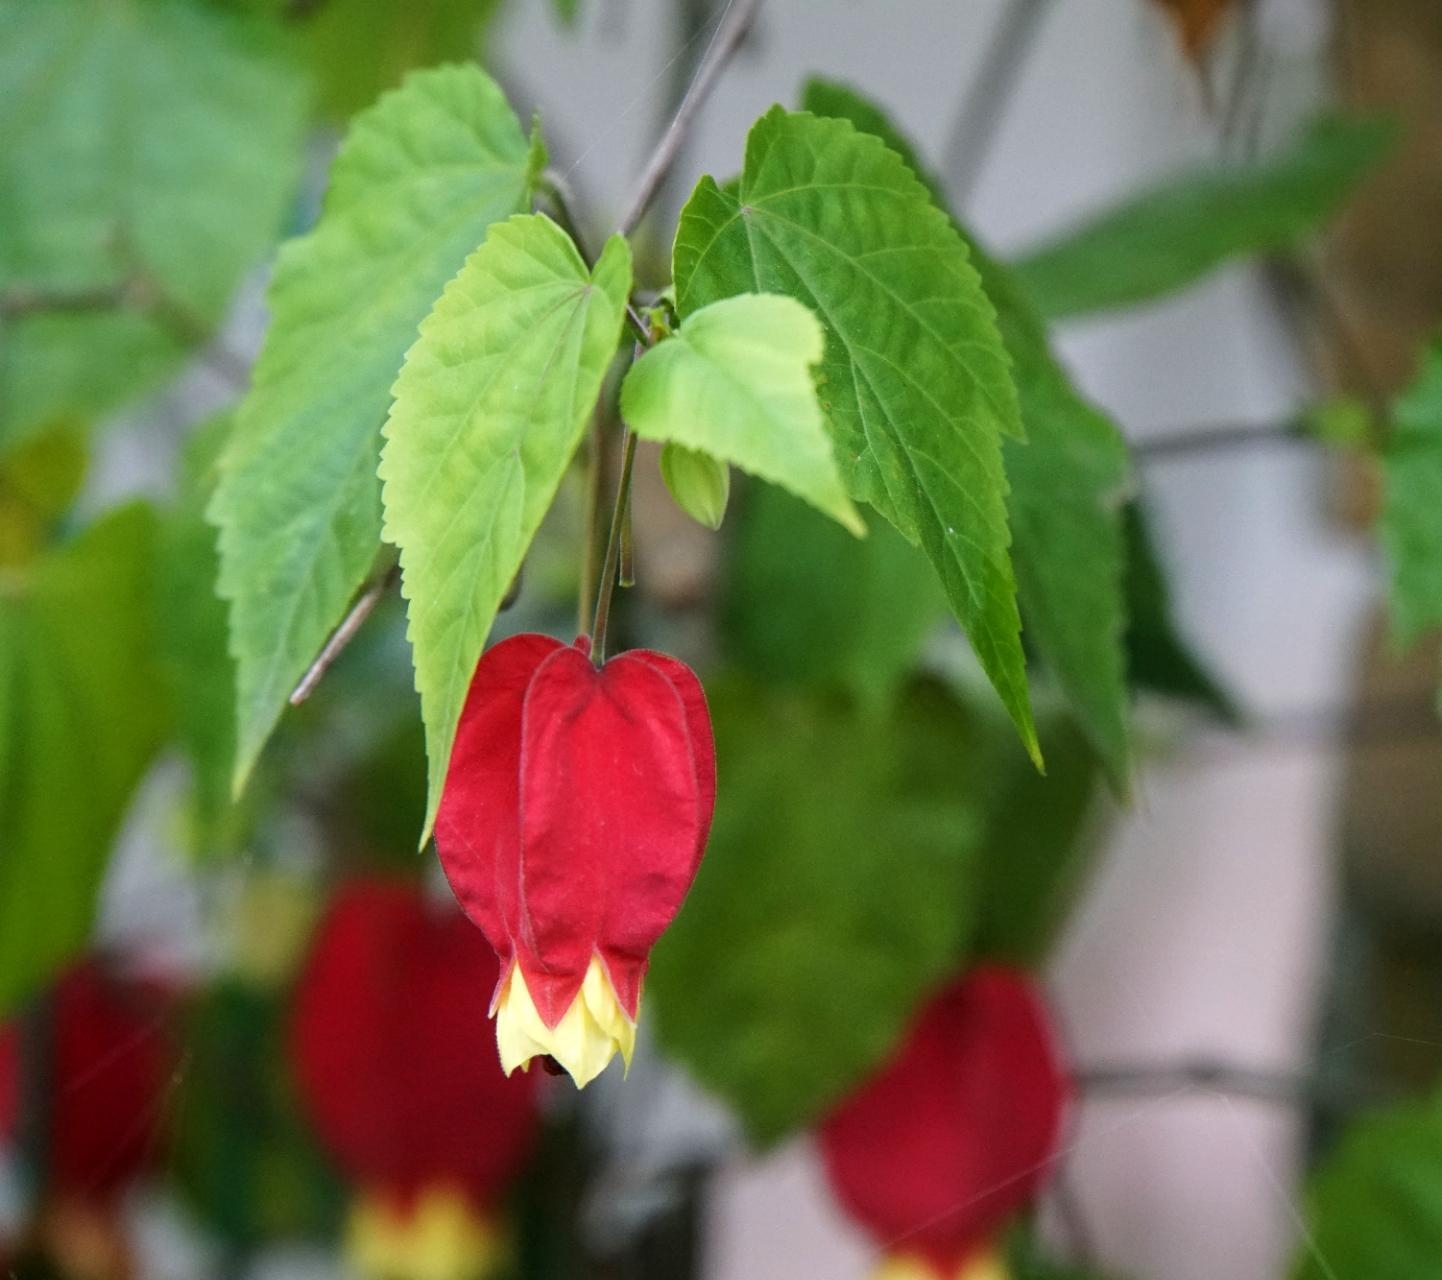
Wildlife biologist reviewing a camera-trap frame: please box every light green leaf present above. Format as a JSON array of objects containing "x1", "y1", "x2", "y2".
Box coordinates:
[
  {"x1": 674, "y1": 108, "x2": 1037, "y2": 763},
  {"x1": 0, "y1": 504, "x2": 171, "y2": 1015},
  {"x1": 721, "y1": 486, "x2": 945, "y2": 711},
  {"x1": 1383, "y1": 338, "x2": 1442, "y2": 657},
  {"x1": 622, "y1": 294, "x2": 862, "y2": 535},
  {"x1": 802, "y1": 80, "x2": 1133, "y2": 783},
  {"x1": 660, "y1": 443, "x2": 730, "y2": 530},
  {"x1": 379, "y1": 215, "x2": 632, "y2": 843},
  {"x1": 210, "y1": 65, "x2": 544, "y2": 792},
  {"x1": 648, "y1": 677, "x2": 984, "y2": 1145},
  {"x1": 1014, "y1": 113, "x2": 1397, "y2": 320},
  {"x1": 0, "y1": 0, "x2": 308, "y2": 453},
  {"x1": 1293, "y1": 1090, "x2": 1442, "y2": 1280}
]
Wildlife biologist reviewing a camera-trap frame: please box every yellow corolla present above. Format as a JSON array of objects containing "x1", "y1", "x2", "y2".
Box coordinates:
[
  {"x1": 874, "y1": 1249, "x2": 1010, "y2": 1280},
  {"x1": 494, "y1": 955, "x2": 637, "y2": 1088},
  {"x1": 346, "y1": 1185, "x2": 500, "y2": 1280}
]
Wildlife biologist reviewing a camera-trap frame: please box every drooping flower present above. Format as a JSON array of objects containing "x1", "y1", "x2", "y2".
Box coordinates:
[
  {"x1": 435, "y1": 633, "x2": 715, "y2": 1087},
  {"x1": 819, "y1": 967, "x2": 1070, "y2": 1280},
  {"x1": 290, "y1": 878, "x2": 540, "y2": 1280},
  {"x1": 0, "y1": 959, "x2": 180, "y2": 1279}
]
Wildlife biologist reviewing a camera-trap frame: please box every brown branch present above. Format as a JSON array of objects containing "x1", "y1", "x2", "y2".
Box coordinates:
[
  {"x1": 1130, "y1": 418, "x2": 1304, "y2": 462},
  {"x1": 615, "y1": 0, "x2": 763, "y2": 237},
  {"x1": 289, "y1": 564, "x2": 399, "y2": 705}
]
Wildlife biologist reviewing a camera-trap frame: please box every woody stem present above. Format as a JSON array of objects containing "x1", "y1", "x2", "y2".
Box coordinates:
[{"x1": 589, "y1": 426, "x2": 638, "y2": 663}]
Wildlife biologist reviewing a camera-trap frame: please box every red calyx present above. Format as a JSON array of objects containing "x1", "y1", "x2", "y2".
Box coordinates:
[
  {"x1": 818, "y1": 967, "x2": 1070, "y2": 1273},
  {"x1": 289, "y1": 878, "x2": 539, "y2": 1209},
  {"x1": 0, "y1": 960, "x2": 179, "y2": 1209},
  {"x1": 435, "y1": 633, "x2": 716, "y2": 1028}
]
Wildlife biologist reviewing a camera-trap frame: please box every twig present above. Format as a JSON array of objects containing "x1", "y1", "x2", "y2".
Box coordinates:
[
  {"x1": 941, "y1": 0, "x2": 1055, "y2": 206},
  {"x1": 590, "y1": 427, "x2": 638, "y2": 663},
  {"x1": 1131, "y1": 418, "x2": 1303, "y2": 462},
  {"x1": 615, "y1": 0, "x2": 763, "y2": 236},
  {"x1": 1078, "y1": 1057, "x2": 1309, "y2": 1105},
  {"x1": 288, "y1": 564, "x2": 399, "y2": 705}
]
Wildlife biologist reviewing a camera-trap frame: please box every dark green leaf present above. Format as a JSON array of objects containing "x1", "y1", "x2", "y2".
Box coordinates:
[
  {"x1": 801, "y1": 80, "x2": 1133, "y2": 784},
  {"x1": 0, "y1": 505, "x2": 170, "y2": 1015},
  {"x1": 1123, "y1": 502, "x2": 1236, "y2": 718},
  {"x1": 0, "y1": 0, "x2": 308, "y2": 452},
  {"x1": 211, "y1": 65, "x2": 544, "y2": 792},
  {"x1": 673, "y1": 107, "x2": 1038, "y2": 765},
  {"x1": 721, "y1": 485, "x2": 945, "y2": 710},
  {"x1": 1014, "y1": 114, "x2": 1398, "y2": 320},
  {"x1": 0, "y1": 427, "x2": 87, "y2": 567},
  {"x1": 1294, "y1": 1090, "x2": 1442, "y2": 1280},
  {"x1": 649, "y1": 677, "x2": 983, "y2": 1145}
]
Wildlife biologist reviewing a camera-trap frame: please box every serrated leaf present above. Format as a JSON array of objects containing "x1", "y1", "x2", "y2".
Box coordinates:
[
  {"x1": 0, "y1": 0, "x2": 307, "y2": 453},
  {"x1": 1293, "y1": 1090, "x2": 1442, "y2": 1280},
  {"x1": 622, "y1": 294, "x2": 862, "y2": 535},
  {"x1": 721, "y1": 486, "x2": 945, "y2": 710},
  {"x1": 802, "y1": 80, "x2": 1133, "y2": 782},
  {"x1": 1014, "y1": 113, "x2": 1397, "y2": 320},
  {"x1": 1383, "y1": 338, "x2": 1442, "y2": 657},
  {"x1": 0, "y1": 505, "x2": 170, "y2": 1016},
  {"x1": 674, "y1": 108, "x2": 1037, "y2": 763},
  {"x1": 157, "y1": 416, "x2": 240, "y2": 852},
  {"x1": 379, "y1": 215, "x2": 632, "y2": 843},
  {"x1": 211, "y1": 65, "x2": 543, "y2": 792},
  {"x1": 649, "y1": 678, "x2": 984, "y2": 1145},
  {"x1": 1123, "y1": 502, "x2": 1237, "y2": 718}
]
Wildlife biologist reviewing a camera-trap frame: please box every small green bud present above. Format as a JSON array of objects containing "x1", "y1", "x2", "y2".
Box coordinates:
[{"x1": 660, "y1": 442, "x2": 730, "y2": 530}]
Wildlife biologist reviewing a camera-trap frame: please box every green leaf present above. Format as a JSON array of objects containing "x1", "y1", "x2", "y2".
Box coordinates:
[
  {"x1": 1123, "y1": 502, "x2": 1236, "y2": 718},
  {"x1": 971, "y1": 713, "x2": 1100, "y2": 965},
  {"x1": 157, "y1": 417, "x2": 240, "y2": 852},
  {"x1": 0, "y1": 504, "x2": 170, "y2": 1016},
  {"x1": 1293, "y1": 1090, "x2": 1442, "y2": 1280},
  {"x1": 279, "y1": 0, "x2": 505, "y2": 120},
  {"x1": 210, "y1": 65, "x2": 544, "y2": 792},
  {"x1": 801, "y1": 80, "x2": 1133, "y2": 783},
  {"x1": 1383, "y1": 337, "x2": 1442, "y2": 656},
  {"x1": 0, "y1": 0, "x2": 308, "y2": 453},
  {"x1": 0, "y1": 426, "x2": 87, "y2": 567},
  {"x1": 673, "y1": 108, "x2": 1037, "y2": 763},
  {"x1": 379, "y1": 215, "x2": 631, "y2": 844},
  {"x1": 721, "y1": 485, "x2": 945, "y2": 710},
  {"x1": 1013, "y1": 113, "x2": 1398, "y2": 320},
  {"x1": 621, "y1": 294, "x2": 863, "y2": 535},
  {"x1": 649, "y1": 677, "x2": 983, "y2": 1145},
  {"x1": 551, "y1": 0, "x2": 581, "y2": 24},
  {"x1": 660, "y1": 443, "x2": 730, "y2": 530}
]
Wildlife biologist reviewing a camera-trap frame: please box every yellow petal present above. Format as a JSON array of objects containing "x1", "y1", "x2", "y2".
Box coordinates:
[
  {"x1": 494, "y1": 955, "x2": 636, "y2": 1088},
  {"x1": 346, "y1": 1185, "x2": 500, "y2": 1280},
  {"x1": 871, "y1": 1250, "x2": 1009, "y2": 1280}
]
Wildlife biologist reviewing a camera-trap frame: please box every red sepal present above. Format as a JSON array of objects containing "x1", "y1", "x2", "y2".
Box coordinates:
[
  {"x1": 436, "y1": 635, "x2": 715, "y2": 1027},
  {"x1": 289, "y1": 878, "x2": 538, "y2": 1209},
  {"x1": 819, "y1": 967, "x2": 1070, "y2": 1272}
]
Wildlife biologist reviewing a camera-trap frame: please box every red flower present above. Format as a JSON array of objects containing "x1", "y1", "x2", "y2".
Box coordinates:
[
  {"x1": 819, "y1": 968, "x2": 1070, "y2": 1279},
  {"x1": 435, "y1": 633, "x2": 715, "y2": 1087},
  {"x1": 290, "y1": 879, "x2": 540, "y2": 1277},
  {"x1": 0, "y1": 960, "x2": 178, "y2": 1209}
]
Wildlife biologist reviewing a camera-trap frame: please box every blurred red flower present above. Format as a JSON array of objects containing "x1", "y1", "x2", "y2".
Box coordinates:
[
  {"x1": 436, "y1": 633, "x2": 715, "y2": 1087},
  {"x1": 819, "y1": 967, "x2": 1070, "y2": 1278}
]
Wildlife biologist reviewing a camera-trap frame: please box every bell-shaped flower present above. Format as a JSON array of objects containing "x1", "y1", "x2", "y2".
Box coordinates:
[
  {"x1": 0, "y1": 959, "x2": 180, "y2": 1278},
  {"x1": 819, "y1": 967, "x2": 1070, "y2": 1279},
  {"x1": 436, "y1": 633, "x2": 715, "y2": 1088},
  {"x1": 290, "y1": 878, "x2": 540, "y2": 1280}
]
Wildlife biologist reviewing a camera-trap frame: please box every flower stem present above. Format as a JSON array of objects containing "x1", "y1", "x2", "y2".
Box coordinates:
[{"x1": 589, "y1": 427, "x2": 638, "y2": 664}]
